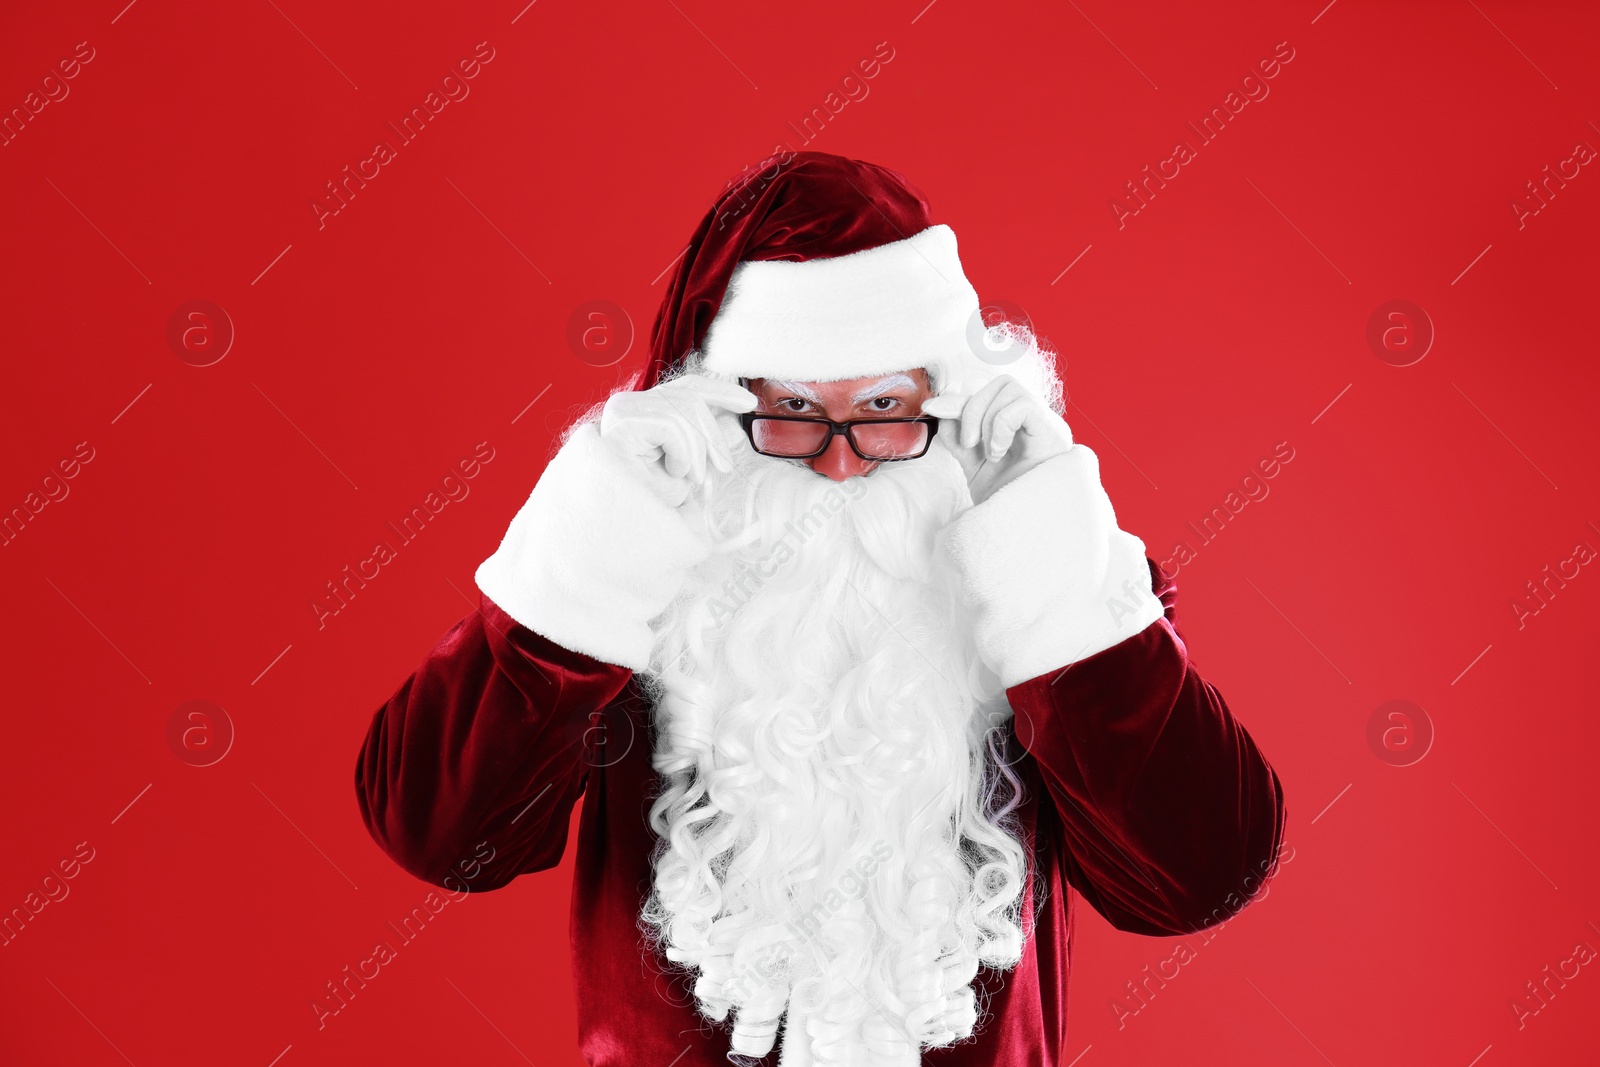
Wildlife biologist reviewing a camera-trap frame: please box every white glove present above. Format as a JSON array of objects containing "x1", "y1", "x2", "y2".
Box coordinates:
[
  {"x1": 922, "y1": 374, "x2": 1073, "y2": 507},
  {"x1": 474, "y1": 374, "x2": 756, "y2": 671},
  {"x1": 598, "y1": 374, "x2": 758, "y2": 508},
  {"x1": 932, "y1": 380, "x2": 1163, "y2": 687}
]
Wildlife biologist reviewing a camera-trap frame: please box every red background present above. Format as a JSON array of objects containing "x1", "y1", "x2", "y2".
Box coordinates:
[{"x1": 3, "y1": 1, "x2": 1597, "y2": 1064}]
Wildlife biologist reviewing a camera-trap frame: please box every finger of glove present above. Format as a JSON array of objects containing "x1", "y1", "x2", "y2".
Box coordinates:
[
  {"x1": 986, "y1": 397, "x2": 1036, "y2": 460},
  {"x1": 959, "y1": 377, "x2": 1011, "y2": 449},
  {"x1": 657, "y1": 418, "x2": 707, "y2": 485},
  {"x1": 659, "y1": 375, "x2": 759, "y2": 414},
  {"x1": 645, "y1": 385, "x2": 729, "y2": 468},
  {"x1": 658, "y1": 394, "x2": 729, "y2": 478},
  {"x1": 683, "y1": 395, "x2": 738, "y2": 476},
  {"x1": 637, "y1": 461, "x2": 690, "y2": 508},
  {"x1": 600, "y1": 394, "x2": 683, "y2": 453},
  {"x1": 675, "y1": 380, "x2": 756, "y2": 473},
  {"x1": 609, "y1": 396, "x2": 709, "y2": 473},
  {"x1": 981, "y1": 379, "x2": 1034, "y2": 453},
  {"x1": 604, "y1": 378, "x2": 752, "y2": 443},
  {"x1": 609, "y1": 411, "x2": 705, "y2": 488},
  {"x1": 920, "y1": 393, "x2": 970, "y2": 421},
  {"x1": 605, "y1": 409, "x2": 674, "y2": 456}
]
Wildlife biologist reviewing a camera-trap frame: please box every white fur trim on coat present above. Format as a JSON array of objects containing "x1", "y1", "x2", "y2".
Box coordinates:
[
  {"x1": 699, "y1": 224, "x2": 987, "y2": 393},
  {"x1": 935, "y1": 445, "x2": 1164, "y2": 689},
  {"x1": 474, "y1": 420, "x2": 712, "y2": 671}
]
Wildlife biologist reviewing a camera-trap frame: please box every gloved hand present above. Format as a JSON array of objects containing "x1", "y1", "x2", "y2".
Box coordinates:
[
  {"x1": 921, "y1": 374, "x2": 1072, "y2": 507},
  {"x1": 475, "y1": 374, "x2": 757, "y2": 671},
  {"x1": 929, "y1": 374, "x2": 1163, "y2": 686},
  {"x1": 598, "y1": 373, "x2": 758, "y2": 508}
]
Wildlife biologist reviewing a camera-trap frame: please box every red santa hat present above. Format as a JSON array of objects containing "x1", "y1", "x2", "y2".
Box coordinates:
[{"x1": 637, "y1": 151, "x2": 1002, "y2": 398}]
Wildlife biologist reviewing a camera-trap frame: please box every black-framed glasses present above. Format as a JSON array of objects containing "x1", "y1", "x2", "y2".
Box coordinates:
[{"x1": 739, "y1": 412, "x2": 940, "y2": 461}]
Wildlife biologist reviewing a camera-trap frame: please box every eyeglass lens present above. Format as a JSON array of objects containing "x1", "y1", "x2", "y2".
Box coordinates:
[{"x1": 749, "y1": 418, "x2": 929, "y2": 459}]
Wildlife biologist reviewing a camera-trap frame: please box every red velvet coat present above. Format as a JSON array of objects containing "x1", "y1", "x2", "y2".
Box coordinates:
[{"x1": 355, "y1": 557, "x2": 1284, "y2": 1065}]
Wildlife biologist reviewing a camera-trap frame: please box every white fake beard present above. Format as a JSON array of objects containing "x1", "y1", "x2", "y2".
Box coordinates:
[{"x1": 638, "y1": 437, "x2": 1033, "y2": 1066}]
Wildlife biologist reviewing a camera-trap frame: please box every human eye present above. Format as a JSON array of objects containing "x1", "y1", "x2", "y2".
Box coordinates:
[
  {"x1": 777, "y1": 396, "x2": 812, "y2": 413},
  {"x1": 867, "y1": 396, "x2": 902, "y2": 413}
]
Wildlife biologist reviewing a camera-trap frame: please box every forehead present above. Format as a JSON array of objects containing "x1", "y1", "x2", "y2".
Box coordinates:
[{"x1": 753, "y1": 369, "x2": 930, "y2": 400}]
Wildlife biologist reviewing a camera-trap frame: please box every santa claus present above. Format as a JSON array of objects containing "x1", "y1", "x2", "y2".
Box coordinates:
[{"x1": 356, "y1": 151, "x2": 1285, "y2": 1066}]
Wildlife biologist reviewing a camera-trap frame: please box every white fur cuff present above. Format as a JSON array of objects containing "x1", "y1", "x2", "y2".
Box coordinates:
[
  {"x1": 474, "y1": 420, "x2": 713, "y2": 671},
  {"x1": 936, "y1": 446, "x2": 1164, "y2": 688}
]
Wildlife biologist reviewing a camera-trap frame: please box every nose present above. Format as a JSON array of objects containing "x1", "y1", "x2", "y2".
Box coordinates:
[{"x1": 808, "y1": 433, "x2": 878, "y2": 482}]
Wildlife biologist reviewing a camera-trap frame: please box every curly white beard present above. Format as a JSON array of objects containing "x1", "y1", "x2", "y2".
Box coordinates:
[{"x1": 638, "y1": 426, "x2": 1033, "y2": 1066}]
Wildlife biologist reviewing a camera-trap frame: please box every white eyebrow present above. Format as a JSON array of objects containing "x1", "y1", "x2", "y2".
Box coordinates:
[
  {"x1": 770, "y1": 379, "x2": 823, "y2": 403},
  {"x1": 850, "y1": 373, "x2": 916, "y2": 404}
]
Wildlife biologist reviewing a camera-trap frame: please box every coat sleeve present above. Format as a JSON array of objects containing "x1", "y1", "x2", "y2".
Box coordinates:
[
  {"x1": 355, "y1": 590, "x2": 634, "y2": 891},
  {"x1": 933, "y1": 445, "x2": 1284, "y2": 936},
  {"x1": 1007, "y1": 558, "x2": 1287, "y2": 936}
]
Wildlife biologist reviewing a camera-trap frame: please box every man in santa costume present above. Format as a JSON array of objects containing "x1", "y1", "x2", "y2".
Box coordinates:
[{"x1": 356, "y1": 151, "x2": 1285, "y2": 1066}]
